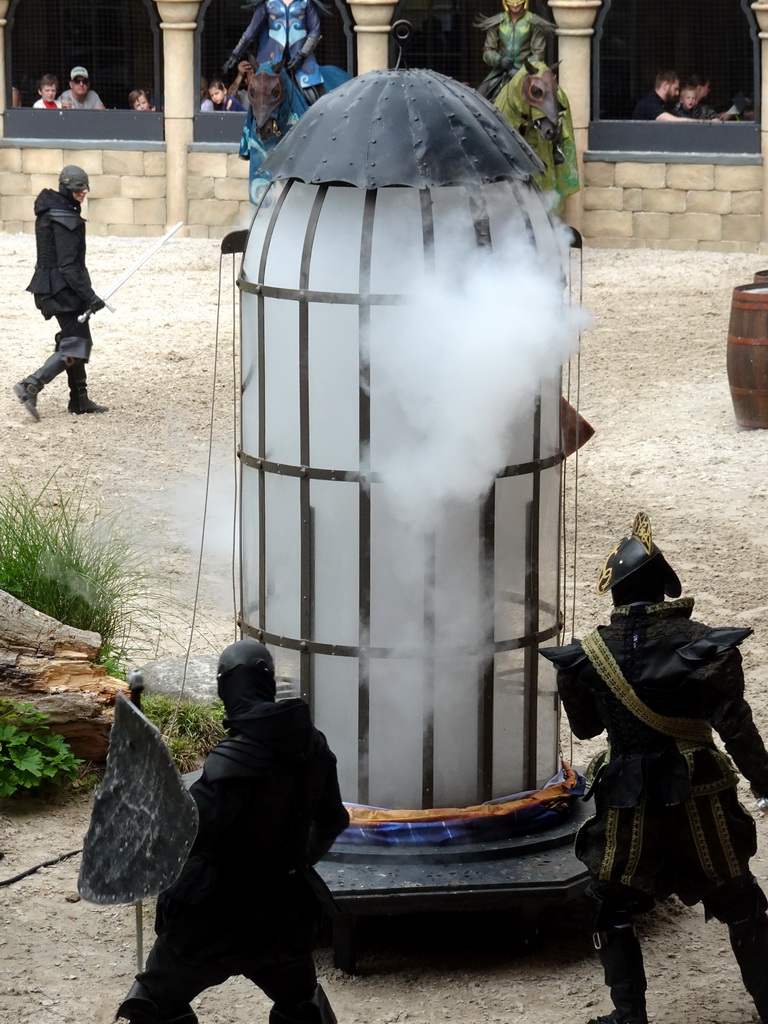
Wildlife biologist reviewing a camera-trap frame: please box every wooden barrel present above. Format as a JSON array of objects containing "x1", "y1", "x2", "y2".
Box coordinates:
[
  {"x1": 728, "y1": 284, "x2": 768, "y2": 428},
  {"x1": 754, "y1": 270, "x2": 768, "y2": 285}
]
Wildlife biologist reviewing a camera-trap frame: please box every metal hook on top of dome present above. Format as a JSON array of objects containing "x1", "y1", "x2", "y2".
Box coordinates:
[{"x1": 391, "y1": 20, "x2": 413, "y2": 70}]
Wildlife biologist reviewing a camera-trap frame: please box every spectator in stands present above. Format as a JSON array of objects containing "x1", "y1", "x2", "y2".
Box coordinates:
[
  {"x1": 129, "y1": 89, "x2": 154, "y2": 111},
  {"x1": 208, "y1": 80, "x2": 246, "y2": 112},
  {"x1": 58, "y1": 66, "x2": 106, "y2": 110},
  {"x1": 688, "y1": 75, "x2": 718, "y2": 119},
  {"x1": 11, "y1": 87, "x2": 21, "y2": 107},
  {"x1": 227, "y1": 60, "x2": 250, "y2": 109},
  {"x1": 632, "y1": 70, "x2": 686, "y2": 121},
  {"x1": 33, "y1": 75, "x2": 60, "y2": 109},
  {"x1": 673, "y1": 84, "x2": 698, "y2": 119},
  {"x1": 200, "y1": 76, "x2": 214, "y2": 112}
]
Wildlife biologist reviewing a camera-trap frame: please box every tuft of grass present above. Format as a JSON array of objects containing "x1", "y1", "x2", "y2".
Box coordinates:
[
  {"x1": 0, "y1": 474, "x2": 163, "y2": 664},
  {"x1": 141, "y1": 693, "x2": 226, "y2": 773}
]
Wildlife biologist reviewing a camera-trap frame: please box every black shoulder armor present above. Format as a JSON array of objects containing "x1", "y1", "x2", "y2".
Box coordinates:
[
  {"x1": 203, "y1": 734, "x2": 272, "y2": 781},
  {"x1": 539, "y1": 640, "x2": 588, "y2": 670},
  {"x1": 677, "y1": 627, "x2": 754, "y2": 663},
  {"x1": 48, "y1": 208, "x2": 83, "y2": 231}
]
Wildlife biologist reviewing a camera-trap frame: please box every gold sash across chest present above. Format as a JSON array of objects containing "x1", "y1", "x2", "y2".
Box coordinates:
[{"x1": 581, "y1": 629, "x2": 713, "y2": 745}]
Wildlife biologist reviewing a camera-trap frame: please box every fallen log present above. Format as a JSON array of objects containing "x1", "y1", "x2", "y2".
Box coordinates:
[{"x1": 0, "y1": 589, "x2": 126, "y2": 761}]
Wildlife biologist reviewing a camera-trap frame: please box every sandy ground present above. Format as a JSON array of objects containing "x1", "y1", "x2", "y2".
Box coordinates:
[{"x1": 2, "y1": 233, "x2": 768, "y2": 1024}]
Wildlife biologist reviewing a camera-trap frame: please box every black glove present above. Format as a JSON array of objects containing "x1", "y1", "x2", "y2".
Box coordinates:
[
  {"x1": 88, "y1": 295, "x2": 106, "y2": 314},
  {"x1": 498, "y1": 56, "x2": 515, "y2": 73},
  {"x1": 222, "y1": 53, "x2": 238, "y2": 78},
  {"x1": 286, "y1": 51, "x2": 307, "y2": 71}
]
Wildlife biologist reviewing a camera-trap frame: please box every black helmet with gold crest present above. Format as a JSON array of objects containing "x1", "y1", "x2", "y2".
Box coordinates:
[{"x1": 596, "y1": 512, "x2": 681, "y2": 602}]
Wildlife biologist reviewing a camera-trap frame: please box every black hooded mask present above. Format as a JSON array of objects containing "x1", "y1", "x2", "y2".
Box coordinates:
[{"x1": 217, "y1": 639, "x2": 276, "y2": 721}]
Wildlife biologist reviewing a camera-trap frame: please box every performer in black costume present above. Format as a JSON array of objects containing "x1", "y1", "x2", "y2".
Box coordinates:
[
  {"x1": 115, "y1": 639, "x2": 349, "y2": 1024},
  {"x1": 13, "y1": 165, "x2": 107, "y2": 420},
  {"x1": 541, "y1": 512, "x2": 768, "y2": 1024}
]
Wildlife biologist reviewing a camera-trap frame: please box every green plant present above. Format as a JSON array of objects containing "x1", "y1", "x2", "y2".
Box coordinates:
[
  {"x1": 0, "y1": 698, "x2": 82, "y2": 797},
  {"x1": 97, "y1": 643, "x2": 131, "y2": 680},
  {"x1": 141, "y1": 693, "x2": 226, "y2": 773},
  {"x1": 0, "y1": 474, "x2": 163, "y2": 662}
]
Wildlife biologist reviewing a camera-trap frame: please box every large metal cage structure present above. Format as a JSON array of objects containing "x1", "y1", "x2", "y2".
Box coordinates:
[{"x1": 237, "y1": 70, "x2": 570, "y2": 813}]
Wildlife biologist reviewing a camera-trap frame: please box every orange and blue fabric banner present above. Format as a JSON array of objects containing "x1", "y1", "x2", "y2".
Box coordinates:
[{"x1": 338, "y1": 762, "x2": 584, "y2": 846}]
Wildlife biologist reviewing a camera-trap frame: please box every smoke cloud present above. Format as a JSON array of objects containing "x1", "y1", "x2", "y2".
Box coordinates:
[{"x1": 363, "y1": 226, "x2": 587, "y2": 527}]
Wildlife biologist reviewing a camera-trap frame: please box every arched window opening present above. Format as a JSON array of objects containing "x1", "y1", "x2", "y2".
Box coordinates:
[
  {"x1": 591, "y1": 0, "x2": 759, "y2": 153},
  {"x1": 391, "y1": 0, "x2": 556, "y2": 85},
  {"x1": 7, "y1": 0, "x2": 161, "y2": 113},
  {"x1": 195, "y1": 0, "x2": 354, "y2": 142}
]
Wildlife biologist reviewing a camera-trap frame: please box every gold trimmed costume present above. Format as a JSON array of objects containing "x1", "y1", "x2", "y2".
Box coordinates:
[{"x1": 542, "y1": 597, "x2": 763, "y2": 904}]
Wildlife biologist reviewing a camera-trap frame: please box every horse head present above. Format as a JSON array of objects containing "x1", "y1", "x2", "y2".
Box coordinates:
[
  {"x1": 522, "y1": 60, "x2": 565, "y2": 163},
  {"x1": 245, "y1": 55, "x2": 287, "y2": 142}
]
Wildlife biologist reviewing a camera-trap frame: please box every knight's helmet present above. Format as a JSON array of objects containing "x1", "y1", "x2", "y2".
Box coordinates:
[
  {"x1": 59, "y1": 165, "x2": 90, "y2": 194},
  {"x1": 596, "y1": 511, "x2": 681, "y2": 602},
  {"x1": 503, "y1": 0, "x2": 530, "y2": 9}
]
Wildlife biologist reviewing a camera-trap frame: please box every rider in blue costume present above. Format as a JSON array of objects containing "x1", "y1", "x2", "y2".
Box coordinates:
[{"x1": 224, "y1": 0, "x2": 330, "y2": 103}]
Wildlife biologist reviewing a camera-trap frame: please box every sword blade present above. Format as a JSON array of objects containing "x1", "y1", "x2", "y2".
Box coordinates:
[
  {"x1": 101, "y1": 221, "x2": 184, "y2": 304},
  {"x1": 78, "y1": 221, "x2": 184, "y2": 323}
]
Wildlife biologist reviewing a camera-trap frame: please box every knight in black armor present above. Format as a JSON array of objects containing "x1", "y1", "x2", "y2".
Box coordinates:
[
  {"x1": 115, "y1": 639, "x2": 349, "y2": 1024},
  {"x1": 541, "y1": 512, "x2": 768, "y2": 1024},
  {"x1": 13, "y1": 165, "x2": 107, "y2": 420}
]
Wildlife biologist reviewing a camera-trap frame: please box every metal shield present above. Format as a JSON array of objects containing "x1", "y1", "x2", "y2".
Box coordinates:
[{"x1": 78, "y1": 692, "x2": 199, "y2": 904}]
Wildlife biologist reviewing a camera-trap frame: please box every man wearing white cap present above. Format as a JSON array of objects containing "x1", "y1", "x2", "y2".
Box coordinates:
[{"x1": 58, "y1": 66, "x2": 105, "y2": 109}]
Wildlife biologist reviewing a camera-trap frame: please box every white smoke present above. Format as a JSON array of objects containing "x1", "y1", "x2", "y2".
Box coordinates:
[{"x1": 363, "y1": 226, "x2": 587, "y2": 526}]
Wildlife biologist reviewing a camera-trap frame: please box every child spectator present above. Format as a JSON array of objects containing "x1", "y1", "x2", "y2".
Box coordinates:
[
  {"x1": 200, "y1": 76, "x2": 214, "y2": 112},
  {"x1": 673, "y1": 84, "x2": 697, "y2": 119},
  {"x1": 33, "y1": 75, "x2": 60, "y2": 109},
  {"x1": 208, "y1": 80, "x2": 245, "y2": 112},
  {"x1": 129, "y1": 88, "x2": 154, "y2": 111}
]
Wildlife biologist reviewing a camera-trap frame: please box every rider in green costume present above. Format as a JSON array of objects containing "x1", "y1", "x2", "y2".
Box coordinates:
[{"x1": 476, "y1": 0, "x2": 553, "y2": 101}]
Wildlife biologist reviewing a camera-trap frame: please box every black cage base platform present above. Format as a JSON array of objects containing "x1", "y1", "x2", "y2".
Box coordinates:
[{"x1": 316, "y1": 799, "x2": 592, "y2": 974}]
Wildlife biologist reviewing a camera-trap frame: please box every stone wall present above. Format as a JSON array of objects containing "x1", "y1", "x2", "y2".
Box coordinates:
[
  {"x1": 187, "y1": 150, "x2": 251, "y2": 238},
  {"x1": 0, "y1": 145, "x2": 251, "y2": 239},
  {"x1": 581, "y1": 160, "x2": 763, "y2": 252}
]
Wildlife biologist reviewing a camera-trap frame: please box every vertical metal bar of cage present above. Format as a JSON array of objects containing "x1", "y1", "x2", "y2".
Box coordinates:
[
  {"x1": 523, "y1": 398, "x2": 542, "y2": 790},
  {"x1": 357, "y1": 190, "x2": 376, "y2": 805},
  {"x1": 422, "y1": 534, "x2": 436, "y2": 807},
  {"x1": 419, "y1": 189, "x2": 437, "y2": 807},
  {"x1": 298, "y1": 187, "x2": 327, "y2": 704},
  {"x1": 256, "y1": 182, "x2": 292, "y2": 633},
  {"x1": 467, "y1": 186, "x2": 495, "y2": 801},
  {"x1": 478, "y1": 488, "x2": 495, "y2": 802}
]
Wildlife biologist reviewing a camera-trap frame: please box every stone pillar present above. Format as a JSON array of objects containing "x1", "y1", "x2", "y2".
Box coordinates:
[
  {"x1": 751, "y1": 3, "x2": 768, "y2": 242},
  {"x1": 346, "y1": 1, "x2": 397, "y2": 74},
  {"x1": 0, "y1": 0, "x2": 11, "y2": 138},
  {"x1": 157, "y1": 0, "x2": 201, "y2": 232},
  {"x1": 548, "y1": 0, "x2": 602, "y2": 232}
]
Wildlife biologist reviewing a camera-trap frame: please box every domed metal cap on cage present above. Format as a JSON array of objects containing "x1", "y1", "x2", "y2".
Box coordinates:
[{"x1": 261, "y1": 67, "x2": 545, "y2": 188}]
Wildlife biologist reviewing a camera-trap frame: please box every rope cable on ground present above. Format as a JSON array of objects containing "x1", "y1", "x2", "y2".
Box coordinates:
[{"x1": 0, "y1": 848, "x2": 81, "y2": 888}]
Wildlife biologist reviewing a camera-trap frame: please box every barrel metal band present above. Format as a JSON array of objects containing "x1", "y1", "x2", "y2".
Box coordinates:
[
  {"x1": 238, "y1": 616, "x2": 562, "y2": 658},
  {"x1": 728, "y1": 334, "x2": 768, "y2": 345},
  {"x1": 238, "y1": 449, "x2": 564, "y2": 480}
]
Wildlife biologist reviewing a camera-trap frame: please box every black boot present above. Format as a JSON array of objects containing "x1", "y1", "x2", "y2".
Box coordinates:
[
  {"x1": 588, "y1": 925, "x2": 648, "y2": 1024},
  {"x1": 269, "y1": 985, "x2": 337, "y2": 1024},
  {"x1": 66, "y1": 361, "x2": 108, "y2": 414},
  {"x1": 115, "y1": 980, "x2": 197, "y2": 1024},
  {"x1": 13, "y1": 351, "x2": 70, "y2": 421},
  {"x1": 13, "y1": 381, "x2": 40, "y2": 421},
  {"x1": 729, "y1": 913, "x2": 768, "y2": 1023}
]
